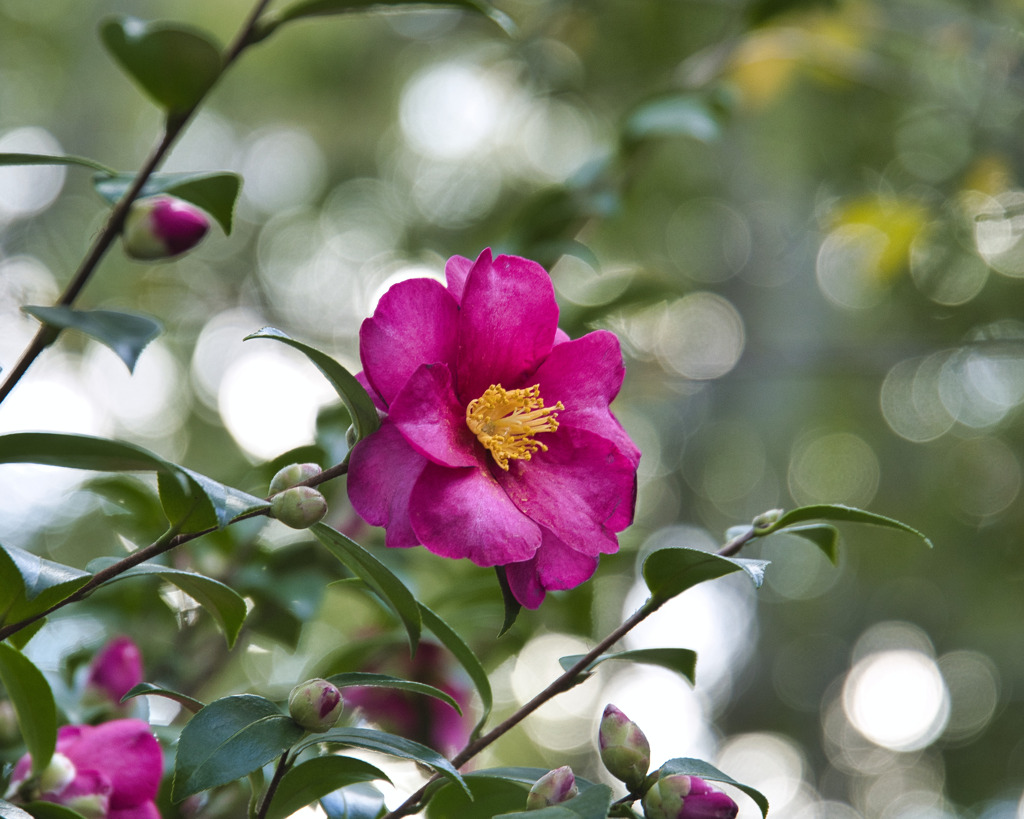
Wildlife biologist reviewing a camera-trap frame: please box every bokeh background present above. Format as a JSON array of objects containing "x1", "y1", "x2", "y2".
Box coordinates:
[{"x1": 3, "y1": 0, "x2": 1024, "y2": 816}]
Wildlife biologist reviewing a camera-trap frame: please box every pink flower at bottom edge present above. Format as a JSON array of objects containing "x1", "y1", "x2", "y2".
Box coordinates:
[{"x1": 347, "y1": 249, "x2": 640, "y2": 608}]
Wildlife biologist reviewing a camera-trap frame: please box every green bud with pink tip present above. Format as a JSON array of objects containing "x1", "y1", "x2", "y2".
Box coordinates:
[
  {"x1": 526, "y1": 766, "x2": 578, "y2": 810},
  {"x1": 288, "y1": 678, "x2": 344, "y2": 732},
  {"x1": 122, "y1": 195, "x2": 210, "y2": 261},
  {"x1": 599, "y1": 704, "x2": 650, "y2": 792}
]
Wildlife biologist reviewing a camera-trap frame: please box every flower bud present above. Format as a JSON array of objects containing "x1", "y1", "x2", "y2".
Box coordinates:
[
  {"x1": 122, "y1": 195, "x2": 209, "y2": 261},
  {"x1": 85, "y1": 636, "x2": 143, "y2": 705},
  {"x1": 269, "y1": 462, "x2": 322, "y2": 494},
  {"x1": 270, "y1": 486, "x2": 328, "y2": 529},
  {"x1": 288, "y1": 678, "x2": 344, "y2": 732},
  {"x1": 752, "y1": 508, "x2": 784, "y2": 531},
  {"x1": 599, "y1": 704, "x2": 650, "y2": 792},
  {"x1": 526, "y1": 765, "x2": 578, "y2": 810},
  {"x1": 641, "y1": 774, "x2": 738, "y2": 819}
]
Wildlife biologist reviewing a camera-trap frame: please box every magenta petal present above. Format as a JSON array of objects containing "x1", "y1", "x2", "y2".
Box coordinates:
[
  {"x1": 505, "y1": 532, "x2": 598, "y2": 609},
  {"x1": 87, "y1": 636, "x2": 143, "y2": 703},
  {"x1": 110, "y1": 804, "x2": 162, "y2": 819},
  {"x1": 500, "y1": 427, "x2": 636, "y2": 556},
  {"x1": 445, "y1": 254, "x2": 475, "y2": 303},
  {"x1": 390, "y1": 364, "x2": 478, "y2": 468},
  {"x1": 360, "y1": 277, "x2": 459, "y2": 407},
  {"x1": 59, "y1": 720, "x2": 161, "y2": 809},
  {"x1": 348, "y1": 421, "x2": 426, "y2": 548},
  {"x1": 409, "y1": 462, "x2": 541, "y2": 566},
  {"x1": 456, "y1": 252, "x2": 559, "y2": 404}
]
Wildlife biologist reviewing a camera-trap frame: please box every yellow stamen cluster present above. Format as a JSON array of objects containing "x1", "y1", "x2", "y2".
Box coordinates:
[{"x1": 466, "y1": 384, "x2": 564, "y2": 470}]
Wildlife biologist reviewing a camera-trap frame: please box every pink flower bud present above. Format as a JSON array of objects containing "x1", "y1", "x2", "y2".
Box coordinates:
[
  {"x1": 599, "y1": 704, "x2": 650, "y2": 791},
  {"x1": 122, "y1": 195, "x2": 210, "y2": 260},
  {"x1": 85, "y1": 636, "x2": 143, "y2": 704},
  {"x1": 269, "y1": 462, "x2": 322, "y2": 494},
  {"x1": 641, "y1": 774, "x2": 739, "y2": 819},
  {"x1": 271, "y1": 485, "x2": 328, "y2": 529},
  {"x1": 288, "y1": 678, "x2": 344, "y2": 732},
  {"x1": 526, "y1": 765, "x2": 578, "y2": 810}
]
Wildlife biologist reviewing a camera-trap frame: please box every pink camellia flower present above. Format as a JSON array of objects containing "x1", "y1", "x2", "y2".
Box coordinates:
[
  {"x1": 6, "y1": 719, "x2": 163, "y2": 819},
  {"x1": 347, "y1": 249, "x2": 640, "y2": 608},
  {"x1": 345, "y1": 643, "x2": 472, "y2": 757},
  {"x1": 86, "y1": 636, "x2": 143, "y2": 705}
]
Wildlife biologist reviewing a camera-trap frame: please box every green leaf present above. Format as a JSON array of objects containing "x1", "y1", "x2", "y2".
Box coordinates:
[
  {"x1": 425, "y1": 777, "x2": 529, "y2": 819},
  {"x1": 300, "y1": 726, "x2": 468, "y2": 797},
  {"x1": 772, "y1": 523, "x2": 840, "y2": 564},
  {"x1": 266, "y1": 756, "x2": 390, "y2": 819},
  {"x1": 88, "y1": 558, "x2": 248, "y2": 648},
  {"x1": 320, "y1": 783, "x2": 387, "y2": 819},
  {"x1": 172, "y1": 694, "x2": 304, "y2": 802},
  {"x1": 497, "y1": 784, "x2": 613, "y2": 818},
  {"x1": 765, "y1": 504, "x2": 935, "y2": 549},
  {"x1": 22, "y1": 306, "x2": 162, "y2": 373},
  {"x1": 19, "y1": 805, "x2": 88, "y2": 819},
  {"x1": 121, "y1": 682, "x2": 205, "y2": 714},
  {"x1": 0, "y1": 153, "x2": 116, "y2": 175},
  {"x1": 0, "y1": 643, "x2": 56, "y2": 777},
  {"x1": 494, "y1": 566, "x2": 522, "y2": 636},
  {"x1": 420, "y1": 603, "x2": 492, "y2": 740},
  {"x1": 312, "y1": 523, "x2": 420, "y2": 651},
  {"x1": 558, "y1": 647, "x2": 697, "y2": 686},
  {"x1": 326, "y1": 671, "x2": 462, "y2": 714},
  {"x1": 659, "y1": 758, "x2": 769, "y2": 818},
  {"x1": 0, "y1": 799, "x2": 35, "y2": 819},
  {"x1": 245, "y1": 329, "x2": 380, "y2": 446},
  {"x1": 93, "y1": 171, "x2": 241, "y2": 234},
  {"x1": 262, "y1": 0, "x2": 515, "y2": 40},
  {"x1": 100, "y1": 16, "x2": 222, "y2": 113},
  {"x1": 642, "y1": 547, "x2": 769, "y2": 605},
  {"x1": 624, "y1": 94, "x2": 723, "y2": 144},
  {"x1": 0, "y1": 544, "x2": 90, "y2": 629}
]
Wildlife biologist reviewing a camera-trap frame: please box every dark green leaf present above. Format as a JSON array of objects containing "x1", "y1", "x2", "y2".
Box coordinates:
[
  {"x1": 765, "y1": 504, "x2": 934, "y2": 549},
  {"x1": 0, "y1": 800, "x2": 34, "y2": 819},
  {"x1": 0, "y1": 544, "x2": 90, "y2": 629},
  {"x1": 320, "y1": 783, "x2": 387, "y2": 819},
  {"x1": 22, "y1": 306, "x2": 162, "y2": 373},
  {"x1": 772, "y1": 523, "x2": 840, "y2": 564},
  {"x1": 266, "y1": 757, "x2": 390, "y2": 819},
  {"x1": 88, "y1": 558, "x2": 248, "y2": 648},
  {"x1": 0, "y1": 643, "x2": 56, "y2": 777},
  {"x1": 326, "y1": 671, "x2": 462, "y2": 714},
  {"x1": 0, "y1": 153, "x2": 116, "y2": 175},
  {"x1": 659, "y1": 758, "x2": 769, "y2": 818},
  {"x1": 497, "y1": 784, "x2": 613, "y2": 818},
  {"x1": 19, "y1": 804, "x2": 87, "y2": 819},
  {"x1": 301, "y1": 726, "x2": 468, "y2": 797},
  {"x1": 643, "y1": 547, "x2": 769, "y2": 605},
  {"x1": 100, "y1": 16, "x2": 222, "y2": 112},
  {"x1": 172, "y1": 694, "x2": 304, "y2": 802},
  {"x1": 495, "y1": 566, "x2": 522, "y2": 636},
  {"x1": 558, "y1": 647, "x2": 697, "y2": 686},
  {"x1": 121, "y1": 682, "x2": 205, "y2": 714},
  {"x1": 420, "y1": 603, "x2": 492, "y2": 740},
  {"x1": 312, "y1": 523, "x2": 421, "y2": 651},
  {"x1": 425, "y1": 777, "x2": 529, "y2": 819},
  {"x1": 244, "y1": 329, "x2": 380, "y2": 446},
  {"x1": 624, "y1": 94, "x2": 722, "y2": 144},
  {"x1": 93, "y1": 171, "x2": 241, "y2": 234}
]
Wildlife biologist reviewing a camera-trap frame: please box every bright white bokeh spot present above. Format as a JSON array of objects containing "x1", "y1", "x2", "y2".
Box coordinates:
[
  {"x1": 816, "y1": 224, "x2": 890, "y2": 309},
  {"x1": 368, "y1": 264, "x2": 445, "y2": 314},
  {"x1": 787, "y1": 431, "x2": 880, "y2": 508},
  {"x1": 218, "y1": 347, "x2": 338, "y2": 461},
  {"x1": 400, "y1": 62, "x2": 504, "y2": 160},
  {"x1": 843, "y1": 649, "x2": 950, "y2": 752},
  {"x1": 0, "y1": 127, "x2": 66, "y2": 221},
  {"x1": 717, "y1": 733, "x2": 808, "y2": 817},
  {"x1": 190, "y1": 308, "x2": 268, "y2": 410},
  {"x1": 240, "y1": 126, "x2": 326, "y2": 215},
  {"x1": 656, "y1": 292, "x2": 745, "y2": 380}
]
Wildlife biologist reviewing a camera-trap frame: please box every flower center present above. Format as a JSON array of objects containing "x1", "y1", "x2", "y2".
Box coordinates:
[{"x1": 466, "y1": 384, "x2": 563, "y2": 470}]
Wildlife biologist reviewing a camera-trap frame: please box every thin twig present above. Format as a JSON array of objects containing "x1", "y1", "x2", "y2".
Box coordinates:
[{"x1": 256, "y1": 752, "x2": 292, "y2": 819}]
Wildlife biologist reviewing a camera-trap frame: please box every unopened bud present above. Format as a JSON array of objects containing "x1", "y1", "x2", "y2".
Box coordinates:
[
  {"x1": 270, "y1": 486, "x2": 327, "y2": 529},
  {"x1": 122, "y1": 195, "x2": 209, "y2": 261},
  {"x1": 85, "y1": 636, "x2": 143, "y2": 705},
  {"x1": 641, "y1": 774, "x2": 738, "y2": 819},
  {"x1": 269, "y1": 462, "x2": 322, "y2": 495},
  {"x1": 599, "y1": 704, "x2": 650, "y2": 792},
  {"x1": 526, "y1": 766, "x2": 578, "y2": 810},
  {"x1": 752, "y1": 509, "x2": 784, "y2": 531},
  {"x1": 288, "y1": 678, "x2": 344, "y2": 732}
]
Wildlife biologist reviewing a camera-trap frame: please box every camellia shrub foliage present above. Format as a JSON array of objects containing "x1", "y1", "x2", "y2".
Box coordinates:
[{"x1": 0, "y1": 2, "x2": 940, "y2": 818}]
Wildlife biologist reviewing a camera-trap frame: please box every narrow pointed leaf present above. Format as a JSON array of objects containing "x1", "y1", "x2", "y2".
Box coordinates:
[
  {"x1": 20, "y1": 804, "x2": 89, "y2": 819},
  {"x1": 643, "y1": 547, "x2": 768, "y2": 604},
  {"x1": 0, "y1": 643, "x2": 56, "y2": 776},
  {"x1": 0, "y1": 544, "x2": 90, "y2": 628},
  {"x1": 312, "y1": 523, "x2": 420, "y2": 651},
  {"x1": 265, "y1": 756, "x2": 389, "y2": 819},
  {"x1": 121, "y1": 682, "x2": 205, "y2": 714},
  {"x1": 558, "y1": 647, "x2": 697, "y2": 686},
  {"x1": 326, "y1": 671, "x2": 461, "y2": 714},
  {"x1": 0, "y1": 153, "x2": 116, "y2": 175},
  {"x1": 22, "y1": 306, "x2": 161, "y2": 373},
  {"x1": 172, "y1": 695, "x2": 304, "y2": 802},
  {"x1": 420, "y1": 603, "x2": 492, "y2": 739},
  {"x1": 495, "y1": 566, "x2": 522, "y2": 636},
  {"x1": 659, "y1": 758, "x2": 769, "y2": 818},
  {"x1": 625, "y1": 94, "x2": 723, "y2": 144},
  {"x1": 766, "y1": 504, "x2": 934, "y2": 548},
  {"x1": 245, "y1": 329, "x2": 380, "y2": 445},
  {"x1": 93, "y1": 171, "x2": 241, "y2": 234},
  {"x1": 320, "y1": 783, "x2": 387, "y2": 819},
  {"x1": 88, "y1": 558, "x2": 248, "y2": 648},
  {"x1": 265, "y1": 0, "x2": 515, "y2": 38},
  {"x1": 100, "y1": 16, "x2": 222, "y2": 112},
  {"x1": 773, "y1": 523, "x2": 840, "y2": 564}
]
